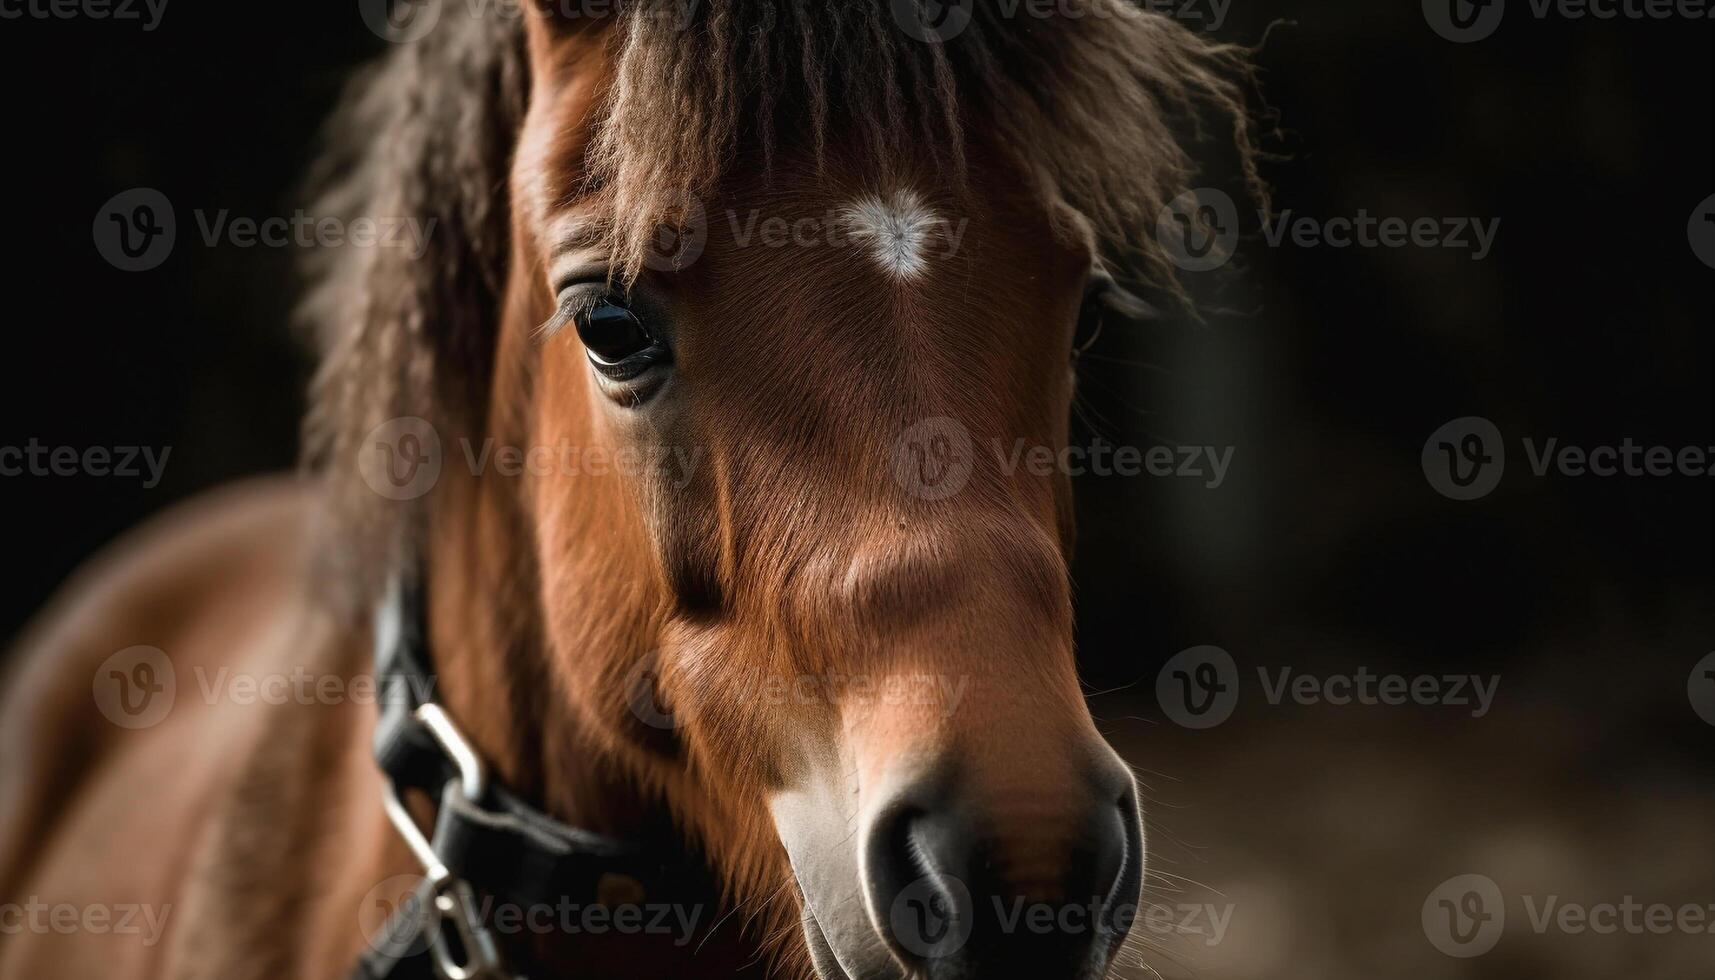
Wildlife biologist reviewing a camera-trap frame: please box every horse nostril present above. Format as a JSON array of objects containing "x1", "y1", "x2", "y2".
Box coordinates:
[
  {"x1": 1106, "y1": 781, "x2": 1146, "y2": 941},
  {"x1": 862, "y1": 796, "x2": 965, "y2": 969},
  {"x1": 860, "y1": 771, "x2": 1145, "y2": 977}
]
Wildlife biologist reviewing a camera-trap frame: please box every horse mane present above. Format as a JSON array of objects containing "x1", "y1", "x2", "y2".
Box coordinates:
[
  {"x1": 298, "y1": 0, "x2": 1262, "y2": 612},
  {"x1": 297, "y1": 7, "x2": 527, "y2": 613}
]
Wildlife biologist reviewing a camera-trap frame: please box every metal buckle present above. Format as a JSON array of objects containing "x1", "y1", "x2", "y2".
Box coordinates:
[
  {"x1": 425, "y1": 873, "x2": 504, "y2": 980},
  {"x1": 381, "y1": 704, "x2": 508, "y2": 980}
]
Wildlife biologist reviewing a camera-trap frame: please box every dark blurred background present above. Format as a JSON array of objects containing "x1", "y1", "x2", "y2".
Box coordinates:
[{"x1": 1, "y1": 2, "x2": 1710, "y2": 977}]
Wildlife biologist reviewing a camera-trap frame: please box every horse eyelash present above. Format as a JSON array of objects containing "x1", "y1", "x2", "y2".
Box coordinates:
[{"x1": 537, "y1": 291, "x2": 603, "y2": 340}]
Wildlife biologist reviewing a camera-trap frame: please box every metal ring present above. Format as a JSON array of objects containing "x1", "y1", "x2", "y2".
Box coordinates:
[
  {"x1": 429, "y1": 878, "x2": 506, "y2": 980},
  {"x1": 380, "y1": 703, "x2": 487, "y2": 878},
  {"x1": 378, "y1": 703, "x2": 507, "y2": 978},
  {"x1": 414, "y1": 703, "x2": 487, "y2": 803}
]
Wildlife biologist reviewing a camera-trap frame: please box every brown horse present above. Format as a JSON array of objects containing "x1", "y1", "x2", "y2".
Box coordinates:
[{"x1": 0, "y1": 3, "x2": 1258, "y2": 978}]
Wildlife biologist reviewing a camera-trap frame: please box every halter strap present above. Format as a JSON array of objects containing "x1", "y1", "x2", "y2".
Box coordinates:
[{"x1": 352, "y1": 577, "x2": 695, "y2": 980}]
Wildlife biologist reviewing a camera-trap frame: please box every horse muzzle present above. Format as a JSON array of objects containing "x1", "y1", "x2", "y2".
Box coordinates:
[{"x1": 773, "y1": 737, "x2": 1144, "y2": 980}]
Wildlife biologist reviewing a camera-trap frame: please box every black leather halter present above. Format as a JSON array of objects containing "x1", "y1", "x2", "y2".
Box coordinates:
[{"x1": 352, "y1": 578, "x2": 693, "y2": 980}]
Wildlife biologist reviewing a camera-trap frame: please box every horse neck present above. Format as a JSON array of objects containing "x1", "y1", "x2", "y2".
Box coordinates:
[
  {"x1": 412, "y1": 438, "x2": 754, "y2": 973},
  {"x1": 421, "y1": 449, "x2": 663, "y2": 841}
]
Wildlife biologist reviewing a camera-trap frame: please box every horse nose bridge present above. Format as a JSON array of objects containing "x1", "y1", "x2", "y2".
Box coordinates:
[
  {"x1": 805, "y1": 511, "x2": 1070, "y2": 634},
  {"x1": 838, "y1": 625, "x2": 1107, "y2": 834}
]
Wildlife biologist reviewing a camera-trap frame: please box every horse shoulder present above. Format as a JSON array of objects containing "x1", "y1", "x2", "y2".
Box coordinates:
[{"x1": 0, "y1": 475, "x2": 383, "y2": 980}]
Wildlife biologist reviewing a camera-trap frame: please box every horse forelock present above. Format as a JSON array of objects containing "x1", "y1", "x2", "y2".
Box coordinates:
[{"x1": 590, "y1": 0, "x2": 1265, "y2": 290}]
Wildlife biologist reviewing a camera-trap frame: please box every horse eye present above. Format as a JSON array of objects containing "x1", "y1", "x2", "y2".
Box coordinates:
[
  {"x1": 1073, "y1": 280, "x2": 1111, "y2": 357},
  {"x1": 1074, "y1": 272, "x2": 1156, "y2": 359},
  {"x1": 573, "y1": 298, "x2": 667, "y2": 380}
]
